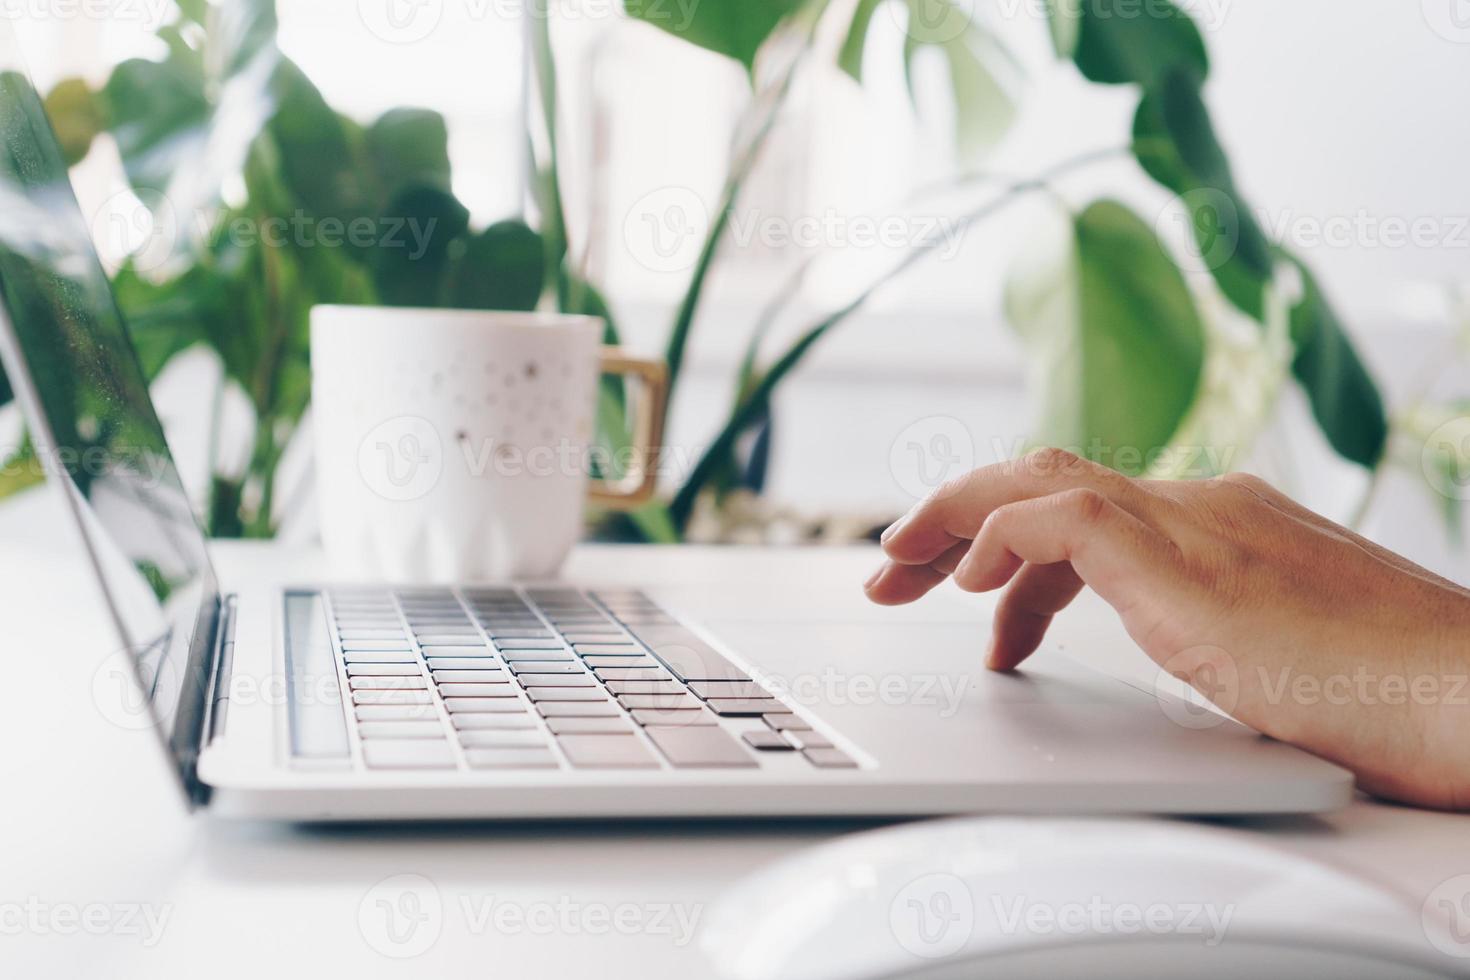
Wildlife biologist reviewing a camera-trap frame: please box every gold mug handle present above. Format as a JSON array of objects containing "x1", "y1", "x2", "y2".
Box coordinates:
[{"x1": 588, "y1": 347, "x2": 668, "y2": 509}]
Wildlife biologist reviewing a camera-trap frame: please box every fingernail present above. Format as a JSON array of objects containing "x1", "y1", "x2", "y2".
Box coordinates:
[
  {"x1": 880, "y1": 515, "x2": 906, "y2": 543},
  {"x1": 864, "y1": 562, "x2": 888, "y2": 590}
]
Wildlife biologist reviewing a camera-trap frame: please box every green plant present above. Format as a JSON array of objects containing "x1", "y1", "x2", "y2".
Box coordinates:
[{"x1": 0, "y1": 0, "x2": 1409, "y2": 542}]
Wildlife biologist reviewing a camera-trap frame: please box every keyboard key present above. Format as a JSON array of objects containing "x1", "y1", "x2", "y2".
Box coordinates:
[
  {"x1": 443, "y1": 698, "x2": 527, "y2": 714},
  {"x1": 742, "y1": 730, "x2": 794, "y2": 751},
  {"x1": 356, "y1": 704, "x2": 439, "y2": 721},
  {"x1": 340, "y1": 640, "x2": 414, "y2": 651},
  {"x1": 426, "y1": 658, "x2": 500, "y2": 672},
  {"x1": 490, "y1": 637, "x2": 564, "y2": 652},
  {"x1": 432, "y1": 669, "x2": 505, "y2": 683},
  {"x1": 420, "y1": 646, "x2": 493, "y2": 658},
  {"x1": 559, "y1": 632, "x2": 628, "y2": 644},
  {"x1": 464, "y1": 748, "x2": 558, "y2": 769},
  {"x1": 645, "y1": 727, "x2": 758, "y2": 768},
  {"x1": 628, "y1": 708, "x2": 713, "y2": 727},
  {"x1": 349, "y1": 676, "x2": 428, "y2": 691},
  {"x1": 353, "y1": 690, "x2": 432, "y2": 705},
  {"x1": 582, "y1": 655, "x2": 659, "y2": 669},
  {"x1": 339, "y1": 629, "x2": 406, "y2": 640},
  {"x1": 594, "y1": 667, "x2": 673, "y2": 682},
  {"x1": 605, "y1": 680, "x2": 675, "y2": 695},
  {"x1": 525, "y1": 687, "x2": 608, "y2": 702},
  {"x1": 506, "y1": 661, "x2": 582, "y2": 674},
  {"x1": 804, "y1": 748, "x2": 858, "y2": 769},
  {"x1": 436, "y1": 683, "x2": 516, "y2": 698},
  {"x1": 573, "y1": 644, "x2": 644, "y2": 657},
  {"x1": 631, "y1": 629, "x2": 749, "y2": 682},
  {"x1": 762, "y1": 712, "x2": 812, "y2": 731},
  {"x1": 557, "y1": 734, "x2": 658, "y2": 769},
  {"x1": 500, "y1": 649, "x2": 575, "y2": 662},
  {"x1": 488, "y1": 629, "x2": 556, "y2": 641},
  {"x1": 688, "y1": 681, "x2": 773, "y2": 700},
  {"x1": 358, "y1": 721, "x2": 446, "y2": 739},
  {"x1": 362, "y1": 740, "x2": 454, "y2": 769},
  {"x1": 785, "y1": 730, "x2": 834, "y2": 751},
  {"x1": 342, "y1": 650, "x2": 417, "y2": 664},
  {"x1": 707, "y1": 698, "x2": 781, "y2": 716},
  {"x1": 513, "y1": 673, "x2": 595, "y2": 687},
  {"x1": 547, "y1": 717, "x2": 635, "y2": 735},
  {"x1": 536, "y1": 701, "x2": 621, "y2": 718},
  {"x1": 458, "y1": 730, "x2": 547, "y2": 748},
  {"x1": 347, "y1": 663, "x2": 422, "y2": 677},
  {"x1": 452, "y1": 714, "x2": 537, "y2": 730},
  {"x1": 617, "y1": 692, "x2": 699, "y2": 710},
  {"x1": 415, "y1": 634, "x2": 483, "y2": 645}
]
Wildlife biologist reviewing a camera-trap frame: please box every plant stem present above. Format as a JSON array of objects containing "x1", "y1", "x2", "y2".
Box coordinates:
[
  {"x1": 667, "y1": 146, "x2": 1125, "y2": 529},
  {"x1": 662, "y1": 21, "x2": 817, "y2": 404},
  {"x1": 527, "y1": 0, "x2": 571, "y2": 307}
]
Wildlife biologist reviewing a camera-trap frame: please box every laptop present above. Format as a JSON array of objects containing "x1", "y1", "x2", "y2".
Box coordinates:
[{"x1": 0, "y1": 36, "x2": 1353, "y2": 820}]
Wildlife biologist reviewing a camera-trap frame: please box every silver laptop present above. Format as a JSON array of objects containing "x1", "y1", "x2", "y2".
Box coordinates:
[{"x1": 0, "y1": 40, "x2": 1353, "y2": 821}]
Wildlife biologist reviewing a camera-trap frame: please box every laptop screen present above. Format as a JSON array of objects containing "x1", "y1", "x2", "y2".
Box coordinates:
[{"x1": 0, "y1": 25, "x2": 218, "y2": 797}]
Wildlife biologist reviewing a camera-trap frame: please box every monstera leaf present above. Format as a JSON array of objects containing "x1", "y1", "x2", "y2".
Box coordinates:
[
  {"x1": 1067, "y1": 0, "x2": 1208, "y2": 87},
  {"x1": 624, "y1": 0, "x2": 805, "y2": 73},
  {"x1": 1005, "y1": 200, "x2": 1206, "y2": 474},
  {"x1": 444, "y1": 220, "x2": 545, "y2": 312}
]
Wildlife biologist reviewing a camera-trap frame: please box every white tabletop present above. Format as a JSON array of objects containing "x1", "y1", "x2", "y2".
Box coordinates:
[{"x1": 3, "y1": 486, "x2": 1469, "y2": 978}]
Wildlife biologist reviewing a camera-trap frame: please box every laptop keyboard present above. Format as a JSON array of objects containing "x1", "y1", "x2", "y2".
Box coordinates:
[{"x1": 323, "y1": 587, "x2": 858, "y2": 772}]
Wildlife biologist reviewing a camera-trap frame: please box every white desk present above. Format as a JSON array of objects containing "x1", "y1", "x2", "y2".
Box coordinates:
[{"x1": 3, "y1": 486, "x2": 1469, "y2": 979}]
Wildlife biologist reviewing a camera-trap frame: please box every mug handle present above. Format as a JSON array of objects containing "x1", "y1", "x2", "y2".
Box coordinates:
[{"x1": 588, "y1": 347, "x2": 668, "y2": 509}]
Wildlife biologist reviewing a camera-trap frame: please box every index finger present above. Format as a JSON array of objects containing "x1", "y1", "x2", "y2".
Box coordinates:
[{"x1": 881, "y1": 448, "x2": 1157, "y2": 566}]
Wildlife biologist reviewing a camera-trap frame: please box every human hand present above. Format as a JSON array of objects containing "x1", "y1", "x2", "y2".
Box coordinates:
[{"x1": 864, "y1": 448, "x2": 1470, "y2": 810}]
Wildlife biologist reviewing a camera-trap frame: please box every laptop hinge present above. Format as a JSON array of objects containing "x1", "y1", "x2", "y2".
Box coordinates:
[{"x1": 198, "y1": 595, "x2": 239, "y2": 771}]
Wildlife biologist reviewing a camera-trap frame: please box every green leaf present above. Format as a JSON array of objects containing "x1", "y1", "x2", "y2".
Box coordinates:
[
  {"x1": 265, "y1": 61, "x2": 373, "y2": 225},
  {"x1": 43, "y1": 78, "x2": 104, "y2": 165},
  {"x1": 1282, "y1": 255, "x2": 1388, "y2": 468},
  {"x1": 368, "y1": 185, "x2": 470, "y2": 307},
  {"x1": 1133, "y1": 73, "x2": 1272, "y2": 317},
  {"x1": 1043, "y1": 0, "x2": 1081, "y2": 58},
  {"x1": 102, "y1": 56, "x2": 212, "y2": 191},
  {"x1": 1070, "y1": 0, "x2": 1207, "y2": 88},
  {"x1": 838, "y1": 0, "x2": 885, "y2": 80},
  {"x1": 443, "y1": 220, "x2": 544, "y2": 311},
  {"x1": 365, "y1": 107, "x2": 453, "y2": 200},
  {"x1": 624, "y1": 0, "x2": 804, "y2": 72},
  {"x1": 1004, "y1": 200, "x2": 1205, "y2": 475}
]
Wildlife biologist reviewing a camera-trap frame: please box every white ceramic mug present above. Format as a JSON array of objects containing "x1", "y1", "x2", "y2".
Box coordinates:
[{"x1": 310, "y1": 306, "x2": 666, "y2": 582}]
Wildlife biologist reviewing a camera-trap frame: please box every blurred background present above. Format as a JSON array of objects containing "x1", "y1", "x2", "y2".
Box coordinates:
[{"x1": 3, "y1": 0, "x2": 1469, "y2": 577}]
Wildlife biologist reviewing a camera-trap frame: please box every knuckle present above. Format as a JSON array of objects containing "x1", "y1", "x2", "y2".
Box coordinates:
[
  {"x1": 1216, "y1": 471, "x2": 1272, "y2": 496},
  {"x1": 1019, "y1": 446, "x2": 1086, "y2": 480},
  {"x1": 1062, "y1": 487, "x2": 1111, "y2": 524}
]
